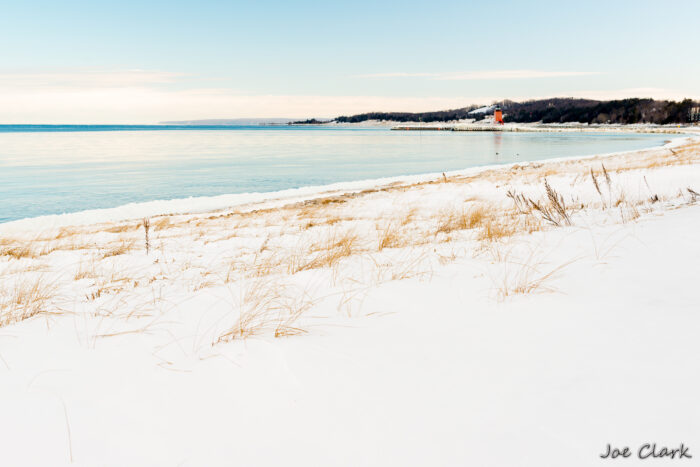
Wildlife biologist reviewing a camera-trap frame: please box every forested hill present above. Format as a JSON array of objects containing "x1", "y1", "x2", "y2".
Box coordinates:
[{"x1": 332, "y1": 98, "x2": 700, "y2": 125}]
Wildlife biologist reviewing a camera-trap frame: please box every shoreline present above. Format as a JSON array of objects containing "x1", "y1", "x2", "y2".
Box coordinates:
[
  {"x1": 1, "y1": 134, "x2": 694, "y2": 235},
  {"x1": 1, "y1": 129, "x2": 699, "y2": 466}
]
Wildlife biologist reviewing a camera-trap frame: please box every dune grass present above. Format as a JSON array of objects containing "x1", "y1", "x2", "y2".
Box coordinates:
[
  {"x1": 290, "y1": 229, "x2": 360, "y2": 273},
  {"x1": 215, "y1": 280, "x2": 315, "y2": 342},
  {"x1": 101, "y1": 240, "x2": 135, "y2": 259},
  {"x1": 377, "y1": 222, "x2": 402, "y2": 250},
  {"x1": 0, "y1": 275, "x2": 57, "y2": 326},
  {"x1": 0, "y1": 138, "x2": 696, "y2": 335}
]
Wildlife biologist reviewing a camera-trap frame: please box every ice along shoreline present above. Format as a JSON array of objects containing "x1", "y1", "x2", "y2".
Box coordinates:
[{"x1": 1, "y1": 133, "x2": 695, "y2": 235}]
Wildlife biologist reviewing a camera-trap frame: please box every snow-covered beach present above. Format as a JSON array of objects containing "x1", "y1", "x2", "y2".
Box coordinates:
[{"x1": 2, "y1": 134, "x2": 700, "y2": 466}]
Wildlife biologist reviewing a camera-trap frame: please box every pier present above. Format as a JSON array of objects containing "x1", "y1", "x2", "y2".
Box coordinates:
[
  {"x1": 392, "y1": 125, "x2": 516, "y2": 132},
  {"x1": 390, "y1": 125, "x2": 693, "y2": 134}
]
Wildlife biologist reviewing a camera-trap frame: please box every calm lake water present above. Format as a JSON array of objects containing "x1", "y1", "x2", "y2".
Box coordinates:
[{"x1": 0, "y1": 125, "x2": 668, "y2": 223}]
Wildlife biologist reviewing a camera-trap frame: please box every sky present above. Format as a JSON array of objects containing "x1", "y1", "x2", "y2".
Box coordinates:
[{"x1": 1, "y1": 0, "x2": 699, "y2": 123}]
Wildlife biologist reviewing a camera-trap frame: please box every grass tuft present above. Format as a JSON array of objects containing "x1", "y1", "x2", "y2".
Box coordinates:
[
  {"x1": 527, "y1": 179, "x2": 572, "y2": 226},
  {"x1": 101, "y1": 240, "x2": 134, "y2": 259},
  {"x1": 477, "y1": 216, "x2": 517, "y2": 243},
  {"x1": 0, "y1": 276, "x2": 57, "y2": 326},
  {"x1": 0, "y1": 245, "x2": 35, "y2": 260},
  {"x1": 377, "y1": 223, "x2": 402, "y2": 251},
  {"x1": 215, "y1": 281, "x2": 314, "y2": 342},
  {"x1": 292, "y1": 230, "x2": 359, "y2": 273},
  {"x1": 435, "y1": 205, "x2": 487, "y2": 236},
  {"x1": 489, "y1": 249, "x2": 578, "y2": 301}
]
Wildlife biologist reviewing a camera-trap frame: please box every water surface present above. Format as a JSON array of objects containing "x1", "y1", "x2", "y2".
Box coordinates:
[{"x1": 0, "y1": 126, "x2": 667, "y2": 223}]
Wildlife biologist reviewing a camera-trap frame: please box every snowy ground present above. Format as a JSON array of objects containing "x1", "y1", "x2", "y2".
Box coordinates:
[{"x1": 1, "y1": 137, "x2": 700, "y2": 466}]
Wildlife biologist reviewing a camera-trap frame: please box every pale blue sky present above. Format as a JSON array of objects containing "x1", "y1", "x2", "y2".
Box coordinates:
[{"x1": 1, "y1": 0, "x2": 698, "y2": 122}]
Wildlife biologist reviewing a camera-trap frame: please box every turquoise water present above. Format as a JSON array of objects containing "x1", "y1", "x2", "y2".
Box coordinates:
[{"x1": 0, "y1": 126, "x2": 667, "y2": 223}]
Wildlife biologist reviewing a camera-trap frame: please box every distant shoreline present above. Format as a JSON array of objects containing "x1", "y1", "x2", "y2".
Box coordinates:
[{"x1": 387, "y1": 122, "x2": 698, "y2": 134}]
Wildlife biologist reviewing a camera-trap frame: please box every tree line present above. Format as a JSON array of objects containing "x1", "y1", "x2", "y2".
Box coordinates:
[{"x1": 331, "y1": 98, "x2": 700, "y2": 125}]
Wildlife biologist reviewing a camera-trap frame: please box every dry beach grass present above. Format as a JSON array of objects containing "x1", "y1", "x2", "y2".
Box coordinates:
[{"x1": 1, "y1": 137, "x2": 699, "y2": 338}]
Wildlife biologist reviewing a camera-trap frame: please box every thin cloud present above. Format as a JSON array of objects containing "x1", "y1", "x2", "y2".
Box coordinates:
[
  {"x1": 567, "y1": 87, "x2": 691, "y2": 101},
  {"x1": 0, "y1": 69, "x2": 184, "y2": 89},
  {"x1": 1, "y1": 68, "x2": 692, "y2": 124},
  {"x1": 357, "y1": 70, "x2": 601, "y2": 80},
  {"x1": 354, "y1": 72, "x2": 436, "y2": 78},
  {"x1": 0, "y1": 86, "x2": 494, "y2": 124}
]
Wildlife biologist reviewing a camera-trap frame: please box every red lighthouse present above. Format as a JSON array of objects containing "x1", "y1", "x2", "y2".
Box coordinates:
[{"x1": 494, "y1": 106, "x2": 504, "y2": 125}]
